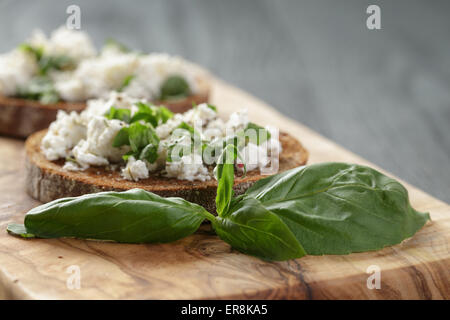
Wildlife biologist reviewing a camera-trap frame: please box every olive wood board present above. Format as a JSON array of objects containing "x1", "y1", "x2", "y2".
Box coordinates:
[{"x1": 0, "y1": 78, "x2": 448, "y2": 299}]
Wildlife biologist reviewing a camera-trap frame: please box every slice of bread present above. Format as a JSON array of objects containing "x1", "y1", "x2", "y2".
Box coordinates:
[
  {"x1": 25, "y1": 130, "x2": 308, "y2": 212},
  {"x1": 0, "y1": 78, "x2": 210, "y2": 138}
]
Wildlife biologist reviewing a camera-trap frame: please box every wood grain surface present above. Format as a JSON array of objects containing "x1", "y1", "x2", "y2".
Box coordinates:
[{"x1": 0, "y1": 78, "x2": 448, "y2": 299}]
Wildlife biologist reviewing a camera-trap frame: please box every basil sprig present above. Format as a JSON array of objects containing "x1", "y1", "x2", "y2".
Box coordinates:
[{"x1": 7, "y1": 163, "x2": 429, "y2": 261}]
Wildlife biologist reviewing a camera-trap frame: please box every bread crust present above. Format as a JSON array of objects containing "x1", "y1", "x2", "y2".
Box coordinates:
[
  {"x1": 0, "y1": 78, "x2": 210, "y2": 138},
  {"x1": 25, "y1": 130, "x2": 308, "y2": 212}
]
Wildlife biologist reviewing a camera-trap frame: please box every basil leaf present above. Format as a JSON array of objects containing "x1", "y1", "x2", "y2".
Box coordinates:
[
  {"x1": 105, "y1": 107, "x2": 131, "y2": 123},
  {"x1": 215, "y1": 144, "x2": 239, "y2": 217},
  {"x1": 22, "y1": 189, "x2": 213, "y2": 243},
  {"x1": 139, "y1": 143, "x2": 158, "y2": 163},
  {"x1": 243, "y1": 162, "x2": 430, "y2": 255},
  {"x1": 177, "y1": 122, "x2": 195, "y2": 135},
  {"x1": 7, "y1": 223, "x2": 36, "y2": 239},
  {"x1": 157, "y1": 106, "x2": 174, "y2": 123},
  {"x1": 17, "y1": 76, "x2": 60, "y2": 104},
  {"x1": 160, "y1": 75, "x2": 190, "y2": 100},
  {"x1": 112, "y1": 127, "x2": 130, "y2": 148},
  {"x1": 207, "y1": 104, "x2": 217, "y2": 112},
  {"x1": 213, "y1": 197, "x2": 306, "y2": 261},
  {"x1": 19, "y1": 43, "x2": 43, "y2": 61},
  {"x1": 128, "y1": 122, "x2": 159, "y2": 153},
  {"x1": 245, "y1": 122, "x2": 271, "y2": 145},
  {"x1": 122, "y1": 150, "x2": 136, "y2": 162},
  {"x1": 118, "y1": 75, "x2": 135, "y2": 92},
  {"x1": 130, "y1": 102, "x2": 158, "y2": 127},
  {"x1": 38, "y1": 55, "x2": 75, "y2": 75}
]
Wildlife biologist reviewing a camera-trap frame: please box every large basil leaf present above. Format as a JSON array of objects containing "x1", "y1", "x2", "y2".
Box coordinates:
[
  {"x1": 12, "y1": 189, "x2": 213, "y2": 243},
  {"x1": 243, "y1": 162, "x2": 430, "y2": 255},
  {"x1": 213, "y1": 197, "x2": 306, "y2": 261}
]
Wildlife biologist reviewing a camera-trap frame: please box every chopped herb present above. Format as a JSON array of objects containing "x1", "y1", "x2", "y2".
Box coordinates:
[{"x1": 160, "y1": 75, "x2": 190, "y2": 101}]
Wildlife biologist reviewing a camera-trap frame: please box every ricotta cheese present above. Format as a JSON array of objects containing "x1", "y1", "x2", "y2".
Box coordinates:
[
  {"x1": 41, "y1": 92, "x2": 281, "y2": 182},
  {"x1": 28, "y1": 26, "x2": 97, "y2": 62},
  {"x1": 0, "y1": 27, "x2": 206, "y2": 103},
  {"x1": 41, "y1": 110, "x2": 86, "y2": 160},
  {"x1": 0, "y1": 49, "x2": 38, "y2": 96},
  {"x1": 121, "y1": 156, "x2": 150, "y2": 181}
]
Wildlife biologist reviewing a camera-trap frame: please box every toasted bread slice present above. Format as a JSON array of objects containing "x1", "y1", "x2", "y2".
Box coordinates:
[
  {"x1": 25, "y1": 130, "x2": 308, "y2": 212},
  {"x1": 0, "y1": 78, "x2": 210, "y2": 138}
]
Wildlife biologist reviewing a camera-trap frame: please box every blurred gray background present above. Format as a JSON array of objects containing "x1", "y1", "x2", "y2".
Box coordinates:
[{"x1": 0, "y1": 0, "x2": 449, "y2": 203}]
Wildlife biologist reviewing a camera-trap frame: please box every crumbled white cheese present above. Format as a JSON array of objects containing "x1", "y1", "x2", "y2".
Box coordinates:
[
  {"x1": 203, "y1": 118, "x2": 226, "y2": 141},
  {"x1": 41, "y1": 110, "x2": 86, "y2": 160},
  {"x1": 1, "y1": 27, "x2": 204, "y2": 102},
  {"x1": 236, "y1": 143, "x2": 270, "y2": 172},
  {"x1": 52, "y1": 72, "x2": 86, "y2": 102},
  {"x1": 123, "y1": 53, "x2": 199, "y2": 101},
  {"x1": 183, "y1": 103, "x2": 217, "y2": 126},
  {"x1": 71, "y1": 52, "x2": 139, "y2": 100},
  {"x1": 165, "y1": 154, "x2": 211, "y2": 182},
  {"x1": 226, "y1": 109, "x2": 249, "y2": 133},
  {"x1": 81, "y1": 91, "x2": 141, "y2": 122},
  {"x1": 71, "y1": 139, "x2": 109, "y2": 169},
  {"x1": 87, "y1": 117, "x2": 128, "y2": 161},
  {"x1": 28, "y1": 26, "x2": 96, "y2": 62},
  {"x1": 41, "y1": 92, "x2": 280, "y2": 182},
  {"x1": 0, "y1": 49, "x2": 38, "y2": 96},
  {"x1": 121, "y1": 156, "x2": 149, "y2": 181}
]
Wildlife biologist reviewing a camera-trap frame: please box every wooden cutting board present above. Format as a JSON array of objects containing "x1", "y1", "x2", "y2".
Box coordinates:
[{"x1": 0, "y1": 78, "x2": 448, "y2": 299}]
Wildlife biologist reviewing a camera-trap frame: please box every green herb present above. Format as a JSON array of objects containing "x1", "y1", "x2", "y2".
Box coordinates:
[
  {"x1": 7, "y1": 163, "x2": 429, "y2": 262},
  {"x1": 112, "y1": 127, "x2": 130, "y2": 148},
  {"x1": 160, "y1": 75, "x2": 190, "y2": 100},
  {"x1": 226, "y1": 163, "x2": 431, "y2": 256},
  {"x1": 17, "y1": 76, "x2": 60, "y2": 104},
  {"x1": 213, "y1": 197, "x2": 307, "y2": 261},
  {"x1": 207, "y1": 104, "x2": 217, "y2": 112},
  {"x1": 130, "y1": 102, "x2": 173, "y2": 127},
  {"x1": 38, "y1": 55, "x2": 75, "y2": 75},
  {"x1": 8, "y1": 189, "x2": 214, "y2": 243},
  {"x1": 109, "y1": 103, "x2": 174, "y2": 163},
  {"x1": 214, "y1": 144, "x2": 239, "y2": 217},
  {"x1": 118, "y1": 75, "x2": 135, "y2": 92},
  {"x1": 244, "y1": 122, "x2": 271, "y2": 145},
  {"x1": 177, "y1": 122, "x2": 195, "y2": 135},
  {"x1": 20, "y1": 43, "x2": 75, "y2": 75},
  {"x1": 19, "y1": 43, "x2": 43, "y2": 61},
  {"x1": 112, "y1": 122, "x2": 160, "y2": 163},
  {"x1": 128, "y1": 122, "x2": 160, "y2": 163},
  {"x1": 105, "y1": 106, "x2": 131, "y2": 123}
]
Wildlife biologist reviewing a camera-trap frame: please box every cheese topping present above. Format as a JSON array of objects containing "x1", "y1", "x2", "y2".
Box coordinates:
[
  {"x1": 0, "y1": 27, "x2": 206, "y2": 103},
  {"x1": 40, "y1": 92, "x2": 281, "y2": 182}
]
